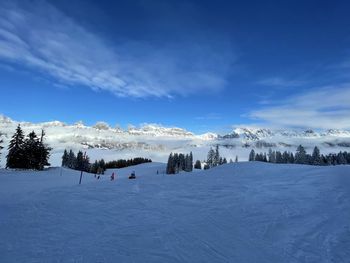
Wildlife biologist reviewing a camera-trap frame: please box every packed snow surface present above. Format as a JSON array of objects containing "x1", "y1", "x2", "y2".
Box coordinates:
[{"x1": 1, "y1": 162, "x2": 350, "y2": 262}]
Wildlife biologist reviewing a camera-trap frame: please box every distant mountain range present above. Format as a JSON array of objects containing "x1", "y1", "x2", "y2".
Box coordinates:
[{"x1": 1, "y1": 115, "x2": 350, "y2": 165}]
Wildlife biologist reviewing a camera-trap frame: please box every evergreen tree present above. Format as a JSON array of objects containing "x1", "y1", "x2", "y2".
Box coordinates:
[
  {"x1": 90, "y1": 160, "x2": 99, "y2": 174},
  {"x1": 23, "y1": 131, "x2": 40, "y2": 169},
  {"x1": 166, "y1": 153, "x2": 174, "y2": 174},
  {"x1": 275, "y1": 151, "x2": 283, "y2": 163},
  {"x1": 223, "y1": 157, "x2": 228, "y2": 164},
  {"x1": 213, "y1": 145, "x2": 220, "y2": 167},
  {"x1": 263, "y1": 153, "x2": 267, "y2": 162},
  {"x1": 338, "y1": 152, "x2": 347, "y2": 165},
  {"x1": 37, "y1": 130, "x2": 51, "y2": 170},
  {"x1": 295, "y1": 145, "x2": 307, "y2": 164},
  {"x1": 207, "y1": 147, "x2": 215, "y2": 168},
  {"x1": 312, "y1": 146, "x2": 322, "y2": 165},
  {"x1": 0, "y1": 138, "x2": 3, "y2": 166},
  {"x1": 98, "y1": 159, "x2": 106, "y2": 173},
  {"x1": 62, "y1": 149, "x2": 69, "y2": 167},
  {"x1": 173, "y1": 153, "x2": 179, "y2": 173},
  {"x1": 178, "y1": 153, "x2": 186, "y2": 172},
  {"x1": 189, "y1": 152, "x2": 193, "y2": 171},
  {"x1": 268, "y1": 148, "x2": 276, "y2": 163},
  {"x1": 248, "y1": 149, "x2": 255, "y2": 161},
  {"x1": 282, "y1": 151, "x2": 290, "y2": 163},
  {"x1": 194, "y1": 160, "x2": 201, "y2": 169},
  {"x1": 68, "y1": 150, "x2": 76, "y2": 169},
  {"x1": 75, "y1": 151, "x2": 84, "y2": 170},
  {"x1": 290, "y1": 152, "x2": 295, "y2": 163},
  {"x1": 74, "y1": 151, "x2": 90, "y2": 172},
  {"x1": 6, "y1": 125, "x2": 26, "y2": 169}
]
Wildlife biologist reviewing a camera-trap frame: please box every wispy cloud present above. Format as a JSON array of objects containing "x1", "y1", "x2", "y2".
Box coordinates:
[
  {"x1": 257, "y1": 77, "x2": 305, "y2": 88},
  {"x1": 249, "y1": 84, "x2": 350, "y2": 129},
  {"x1": 0, "y1": 1, "x2": 235, "y2": 98}
]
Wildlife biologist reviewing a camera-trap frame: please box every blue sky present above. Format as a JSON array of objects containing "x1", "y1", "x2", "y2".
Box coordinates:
[{"x1": 1, "y1": 0, "x2": 350, "y2": 133}]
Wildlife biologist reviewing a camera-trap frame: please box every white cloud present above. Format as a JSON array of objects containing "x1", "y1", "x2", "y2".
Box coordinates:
[
  {"x1": 250, "y1": 85, "x2": 350, "y2": 129},
  {"x1": 257, "y1": 77, "x2": 305, "y2": 88},
  {"x1": 0, "y1": 1, "x2": 235, "y2": 98}
]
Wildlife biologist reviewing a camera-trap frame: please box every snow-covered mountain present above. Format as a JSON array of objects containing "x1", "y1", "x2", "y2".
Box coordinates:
[{"x1": 1, "y1": 114, "x2": 350, "y2": 165}]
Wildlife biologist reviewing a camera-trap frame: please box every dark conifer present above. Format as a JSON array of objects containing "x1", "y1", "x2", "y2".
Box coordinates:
[{"x1": 6, "y1": 125, "x2": 26, "y2": 169}]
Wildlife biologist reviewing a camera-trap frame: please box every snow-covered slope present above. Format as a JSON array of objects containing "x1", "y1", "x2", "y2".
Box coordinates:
[
  {"x1": 1, "y1": 115, "x2": 350, "y2": 165},
  {"x1": 0, "y1": 162, "x2": 349, "y2": 262}
]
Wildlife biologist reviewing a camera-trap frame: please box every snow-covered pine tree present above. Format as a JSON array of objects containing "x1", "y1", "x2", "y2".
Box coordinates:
[{"x1": 6, "y1": 125, "x2": 26, "y2": 169}]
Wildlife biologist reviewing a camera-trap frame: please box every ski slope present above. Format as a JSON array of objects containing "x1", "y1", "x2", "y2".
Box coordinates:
[{"x1": 0, "y1": 162, "x2": 350, "y2": 262}]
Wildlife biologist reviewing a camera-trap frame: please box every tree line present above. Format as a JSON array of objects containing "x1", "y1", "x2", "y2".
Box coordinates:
[
  {"x1": 3, "y1": 125, "x2": 51, "y2": 170},
  {"x1": 61, "y1": 149, "x2": 97, "y2": 173},
  {"x1": 166, "y1": 146, "x2": 233, "y2": 174},
  {"x1": 249, "y1": 145, "x2": 350, "y2": 166},
  {"x1": 204, "y1": 145, "x2": 229, "y2": 169},
  {"x1": 166, "y1": 152, "x2": 193, "y2": 174},
  {"x1": 62, "y1": 149, "x2": 152, "y2": 174},
  {"x1": 104, "y1": 158, "x2": 152, "y2": 169}
]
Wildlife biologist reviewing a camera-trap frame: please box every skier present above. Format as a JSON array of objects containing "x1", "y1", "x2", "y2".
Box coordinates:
[{"x1": 111, "y1": 172, "x2": 115, "y2": 181}]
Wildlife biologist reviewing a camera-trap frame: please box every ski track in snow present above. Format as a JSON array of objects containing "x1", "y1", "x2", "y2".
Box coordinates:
[{"x1": 0, "y1": 162, "x2": 350, "y2": 262}]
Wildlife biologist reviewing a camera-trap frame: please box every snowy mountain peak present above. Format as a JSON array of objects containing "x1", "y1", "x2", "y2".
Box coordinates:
[
  {"x1": 233, "y1": 127, "x2": 273, "y2": 140},
  {"x1": 128, "y1": 124, "x2": 194, "y2": 137},
  {"x1": 0, "y1": 115, "x2": 14, "y2": 124},
  {"x1": 323, "y1": 129, "x2": 350, "y2": 137}
]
